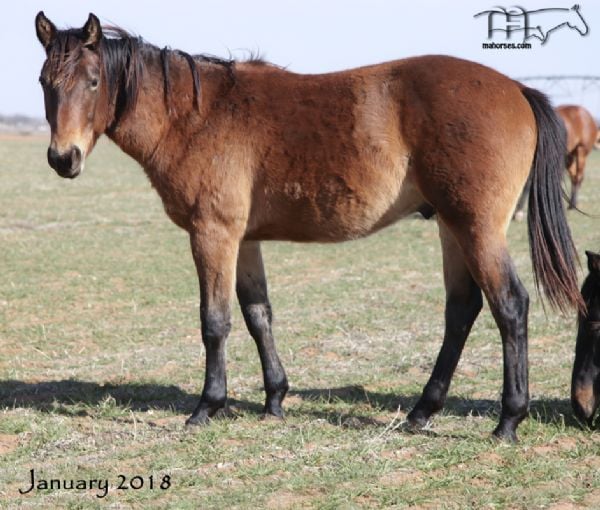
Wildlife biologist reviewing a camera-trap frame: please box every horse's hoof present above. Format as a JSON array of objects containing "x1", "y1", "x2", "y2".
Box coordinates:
[
  {"x1": 405, "y1": 410, "x2": 430, "y2": 430},
  {"x1": 492, "y1": 425, "x2": 518, "y2": 443},
  {"x1": 260, "y1": 413, "x2": 285, "y2": 423},
  {"x1": 185, "y1": 415, "x2": 210, "y2": 427}
]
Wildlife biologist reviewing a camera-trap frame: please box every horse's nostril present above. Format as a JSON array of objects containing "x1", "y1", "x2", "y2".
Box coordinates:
[
  {"x1": 47, "y1": 146, "x2": 60, "y2": 168},
  {"x1": 71, "y1": 146, "x2": 82, "y2": 168}
]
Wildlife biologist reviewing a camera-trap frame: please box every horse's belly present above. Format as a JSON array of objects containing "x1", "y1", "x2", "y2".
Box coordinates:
[{"x1": 246, "y1": 165, "x2": 424, "y2": 242}]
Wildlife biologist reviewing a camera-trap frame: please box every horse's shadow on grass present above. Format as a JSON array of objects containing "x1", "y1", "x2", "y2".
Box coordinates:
[
  {"x1": 0, "y1": 379, "x2": 204, "y2": 416},
  {"x1": 0, "y1": 379, "x2": 583, "y2": 430},
  {"x1": 288, "y1": 386, "x2": 583, "y2": 430}
]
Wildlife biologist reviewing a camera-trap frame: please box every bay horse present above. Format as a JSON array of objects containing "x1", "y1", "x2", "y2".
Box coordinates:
[
  {"x1": 35, "y1": 12, "x2": 582, "y2": 441},
  {"x1": 556, "y1": 105, "x2": 598, "y2": 209}
]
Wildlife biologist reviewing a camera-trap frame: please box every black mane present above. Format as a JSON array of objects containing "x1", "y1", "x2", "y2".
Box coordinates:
[
  {"x1": 101, "y1": 28, "x2": 144, "y2": 123},
  {"x1": 158, "y1": 45, "x2": 236, "y2": 115},
  {"x1": 100, "y1": 27, "x2": 236, "y2": 120},
  {"x1": 46, "y1": 25, "x2": 260, "y2": 123}
]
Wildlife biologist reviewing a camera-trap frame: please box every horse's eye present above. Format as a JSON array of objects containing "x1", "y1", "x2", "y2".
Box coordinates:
[
  {"x1": 90, "y1": 78, "x2": 99, "y2": 90},
  {"x1": 39, "y1": 76, "x2": 46, "y2": 87}
]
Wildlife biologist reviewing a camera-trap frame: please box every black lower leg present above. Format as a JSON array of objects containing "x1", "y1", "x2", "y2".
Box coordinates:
[
  {"x1": 490, "y1": 269, "x2": 530, "y2": 442},
  {"x1": 240, "y1": 302, "x2": 289, "y2": 417},
  {"x1": 187, "y1": 308, "x2": 231, "y2": 426},
  {"x1": 408, "y1": 280, "x2": 482, "y2": 427}
]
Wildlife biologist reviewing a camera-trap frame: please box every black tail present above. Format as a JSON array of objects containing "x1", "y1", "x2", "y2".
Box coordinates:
[{"x1": 521, "y1": 87, "x2": 584, "y2": 314}]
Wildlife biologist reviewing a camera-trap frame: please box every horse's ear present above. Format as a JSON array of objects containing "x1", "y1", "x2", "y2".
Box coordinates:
[
  {"x1": 586, "y1": 251, "x2": 600, "y2": 276},
  {"x1": 35, "y1": 11, "x2": 56, "y2": 51},
  {"x1": 82, "y1": 13, "x2": 102, "y2": 49}
]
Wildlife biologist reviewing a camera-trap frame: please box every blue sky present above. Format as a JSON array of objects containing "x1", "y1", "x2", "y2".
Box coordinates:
[{"x1": 3, "y1": 1, "x2": 599, "y2": 117}]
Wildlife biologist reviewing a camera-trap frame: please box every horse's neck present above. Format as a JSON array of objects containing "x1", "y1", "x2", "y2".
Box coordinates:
[{"x1": 106, "y1": 53, "x2": 228, "y2": 169}]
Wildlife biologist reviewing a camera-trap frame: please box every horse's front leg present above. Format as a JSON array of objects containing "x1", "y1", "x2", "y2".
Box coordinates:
[{"x1": 186, "y1": 224, "x2": 240, "y2": 426}]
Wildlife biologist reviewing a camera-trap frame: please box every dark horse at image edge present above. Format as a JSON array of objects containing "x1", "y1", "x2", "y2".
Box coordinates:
[
  {"x1": 35, "y1": 12, "x2": 583, "y2": 442},
  {"x1": 572, "y1": 251, "x2": 600, "y2": 425}
]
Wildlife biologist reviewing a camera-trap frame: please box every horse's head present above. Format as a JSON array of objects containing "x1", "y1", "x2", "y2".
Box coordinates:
[
  {"x1": 567, "y1": 4, "x2": 589, "y2": 36},
  {"x1": 35, "y1": 12, "x2": 106, "y2": 178},
  {"x1": 572, "y1": 250, "x2": 600, "y2": 426}
]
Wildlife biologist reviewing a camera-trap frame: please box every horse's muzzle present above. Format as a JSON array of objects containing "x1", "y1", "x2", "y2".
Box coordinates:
[
  {"x1": 571, "y1": 381, "x2": 599, "y2": 426},
  {"x1": 47, "y1": 145, "x2": 82, "y2": 178}
]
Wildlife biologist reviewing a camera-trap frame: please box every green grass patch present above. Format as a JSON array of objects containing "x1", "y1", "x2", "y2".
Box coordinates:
[{"x1": 1, "y1": 137, "x2": 600, "y2": 508}]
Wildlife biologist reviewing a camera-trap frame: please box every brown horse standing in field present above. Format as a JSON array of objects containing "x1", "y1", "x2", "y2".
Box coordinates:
[
  {"x1": 556, "y1": 105, "x2": 598, "y2": 209},
  {"x1": 35, "y1": 12, "x2": 582, "y2": 441}
]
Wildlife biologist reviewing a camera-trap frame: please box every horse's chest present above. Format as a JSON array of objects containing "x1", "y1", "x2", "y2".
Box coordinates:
[{"x1": 146, "y1": 169, "x2": 195, "y2": 230}]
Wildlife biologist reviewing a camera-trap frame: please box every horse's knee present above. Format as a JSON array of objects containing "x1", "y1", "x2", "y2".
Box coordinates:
[
  {"x1": 241, "y1": 302, "x2": 272, "y2": 339},
  {"x1": 201, "y1": 308, "x2": 232, "y2": 345}
]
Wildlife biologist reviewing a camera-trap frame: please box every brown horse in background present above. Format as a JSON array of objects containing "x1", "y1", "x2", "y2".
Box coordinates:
[
  {"x1": 556, "y1": 105, "x2": 598, "y2": 209},
  {"x1": 35, "y1": 12, "x2": 582, "y2": 442}
]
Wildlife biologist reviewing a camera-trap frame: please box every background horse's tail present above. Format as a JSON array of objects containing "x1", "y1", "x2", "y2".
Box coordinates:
[{"x1": 521, "y1": 86, "x2": 584, "y2": 313}]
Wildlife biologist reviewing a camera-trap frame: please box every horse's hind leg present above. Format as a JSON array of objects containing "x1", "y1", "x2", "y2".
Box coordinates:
[
  {"x1": 410, "y1": 220, "x2": 529, "y2": 441},
  {"x1": 481, "y1": 253, "x2": 529, "y2": 441},
  {"x1": 407, "y1": 222, "x2": 483, "y2": 427},
  {"x1": 568, "y1": 146, "x2": 585, "y2": 209},
  {"x1": 236, "y1": 241, "x2": 289, "y2": 418},
  {"x1": 455, "y1": 228, "x2": 530, "y2": 441}
]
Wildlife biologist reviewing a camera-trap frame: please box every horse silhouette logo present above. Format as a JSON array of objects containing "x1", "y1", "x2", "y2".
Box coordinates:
[{"x1": 474, "y1": 4, "x2": 589, "y2": 45}]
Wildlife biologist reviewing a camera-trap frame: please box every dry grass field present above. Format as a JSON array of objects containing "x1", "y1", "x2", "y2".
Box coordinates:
[{"x1": 1, "y1": 136, "x2": 600, "y2": 508}]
